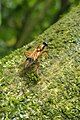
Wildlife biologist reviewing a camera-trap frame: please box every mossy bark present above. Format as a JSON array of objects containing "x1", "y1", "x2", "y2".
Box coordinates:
[{"x1": 0, "y1": 4, "x2": 80, "y2": 120}]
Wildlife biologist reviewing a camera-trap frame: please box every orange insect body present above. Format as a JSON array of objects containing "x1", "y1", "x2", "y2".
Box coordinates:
[
  {"x1": 24, "y1": 42, "x2": 48, "y2": 68},
  {"x1": 28, "y1": 43, "x2": 46, "y2": 60}
]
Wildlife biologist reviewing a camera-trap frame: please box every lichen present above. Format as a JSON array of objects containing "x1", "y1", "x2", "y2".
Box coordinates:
[{"x1": 0, "y1": 4, "x2": 80, "y2": 120}]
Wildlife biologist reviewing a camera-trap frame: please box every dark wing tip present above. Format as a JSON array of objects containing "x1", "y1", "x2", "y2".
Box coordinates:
[{"x1": 43, "y1": 41, "x2": 48, "y2": 46}]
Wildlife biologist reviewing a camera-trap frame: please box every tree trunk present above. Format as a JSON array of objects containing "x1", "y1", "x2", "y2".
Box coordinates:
[{"x1": 0, "y1": 4, "x2": 80, "y2": 120}]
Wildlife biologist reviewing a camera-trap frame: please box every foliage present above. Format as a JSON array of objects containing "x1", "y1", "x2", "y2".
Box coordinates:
[{"x1": 0, "y1": 0, "x2": 80, "y2": 58}]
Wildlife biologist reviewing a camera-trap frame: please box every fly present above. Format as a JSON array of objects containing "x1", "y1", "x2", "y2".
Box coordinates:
[{"x1": 24, "y1": 42, "x2": 48, "y2": 69}]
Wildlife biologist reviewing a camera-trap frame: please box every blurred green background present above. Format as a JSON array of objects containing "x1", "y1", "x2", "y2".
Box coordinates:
[{"x1": 0, "y1": 0, "x2": 79, "y2": 58}]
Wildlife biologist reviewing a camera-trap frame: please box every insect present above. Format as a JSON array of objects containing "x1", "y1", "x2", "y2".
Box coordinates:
[{"x1": 23, "y1": 42, "x2": 48, "y2": 69}]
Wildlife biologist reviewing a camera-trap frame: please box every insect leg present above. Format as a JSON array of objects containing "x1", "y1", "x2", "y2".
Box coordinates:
[
  {"x1": 35, "y1": 60, "x2": 40, "y2": 74},
  {"x1": 42, "y1": 50, "x2": 48, "y2": 58},
  {"x1": 24, "y1": 51, "x2": 32, "y2": 57}
]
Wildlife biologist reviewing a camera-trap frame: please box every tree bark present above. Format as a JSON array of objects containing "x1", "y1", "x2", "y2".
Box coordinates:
[{"x1": 0, "y1": 4, "x2": 80, "y2": 119}]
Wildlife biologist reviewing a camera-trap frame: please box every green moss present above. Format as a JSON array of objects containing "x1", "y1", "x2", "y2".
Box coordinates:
[{"x1": 0, "y1": 4, "x2": 80, "y2": 120}]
